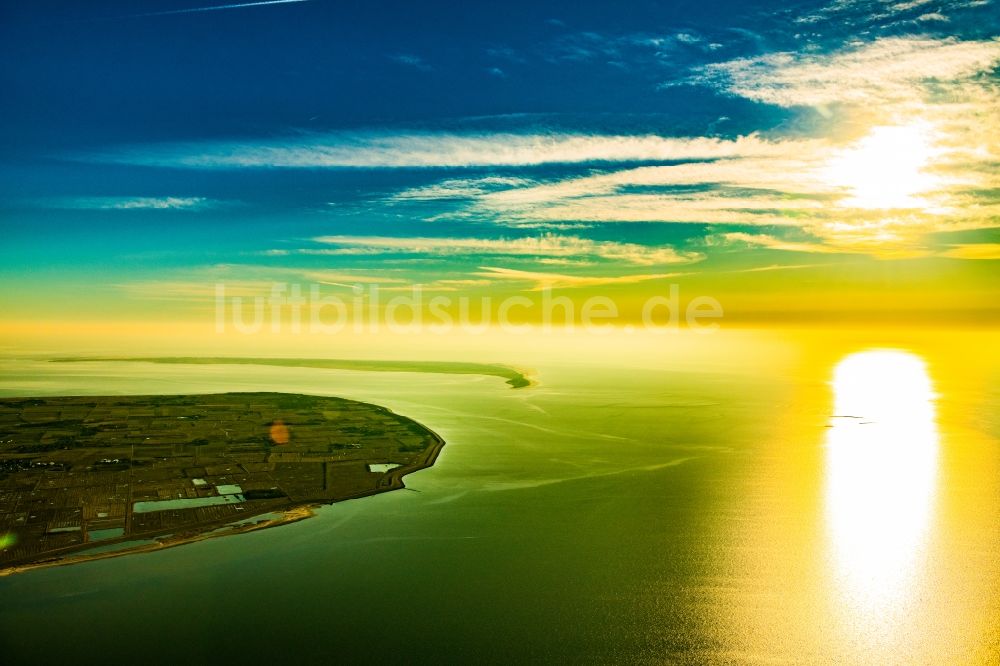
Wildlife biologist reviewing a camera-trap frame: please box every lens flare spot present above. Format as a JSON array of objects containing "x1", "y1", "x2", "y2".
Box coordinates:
[{"x1": 269, "y1": 419, "x2": 290, "y2": 445}]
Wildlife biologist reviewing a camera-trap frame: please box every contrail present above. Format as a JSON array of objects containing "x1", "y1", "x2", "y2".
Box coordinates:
[{"x1": 132, "y1": 0, "x2": 311, "y2": 18}]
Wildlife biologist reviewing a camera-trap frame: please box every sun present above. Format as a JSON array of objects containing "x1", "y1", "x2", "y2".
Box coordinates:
[{"x1": 821, "y1": 121, "x2": 945, "y2": 210}]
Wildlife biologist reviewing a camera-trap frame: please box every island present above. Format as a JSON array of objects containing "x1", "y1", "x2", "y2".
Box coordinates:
[
  {"x1": 0, "y1": 392, "x2": 444, "y2": 574},
  {"x1": 51, "y1": 357, "x2": 534, "y2": 388}
]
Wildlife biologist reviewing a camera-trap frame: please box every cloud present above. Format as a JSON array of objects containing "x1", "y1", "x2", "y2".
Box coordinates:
[
  {"x1": 375, "y1": 277, "x2": 499, "y2": 293},
  {"x1": 44, "y1": 196, "x2": 218, "y2": 210},
  {"x1": 407, "y1": 148, "x2": 840, "y2": 228},
  {"x1": 116, "y1": 279, "x2": 279, "y2": 302},
  {"x1": 892, "y1": 0, "x2": 935, "y2": 11},
  {"x1": 66, "y1": 30, "x2": 999, "y2": 265},
  {"x1": 82, "y1": 132, "x2": 800, "y2": 169},
  {"x1": 359, "y1": 115, "x2": 995, "y2": 259},
  {"x1": 388, "y1": 54, "x2": 432, "y2": 71},
  {"x1": 691, "y1": 36, "x2": 1000, "y2": 109},
  {"x1": 648, "y1": 34, "x2": 997, "y2": 257},
  {"x1": 542, "y1": 29, "x2": 720, "y2": 66},
  {"x1": 116, "y1": 265, "x2": 407, "y2": 301},
  {"x1": 297, "y1": 270, "x2": 408, "y2": 286},
  {"x1": 714, "y1": 230, "x2": 936, "y2": 259},
  {"x1": 475, "y1": 266, "x2": 686, "y2": 290},
  {"x1": 715, "y1": 232, "x2": 847, "y2": 254},
  {"x1": 391, "y1": 176, "x2": 534, "y2": 200},
  {"x1": 304, "y1": 233, "x2": 702, "y2": 266},
  {"x1": 485, "y1": 46, "x2": 527, "y2": 64},
  {"x1": 726, "y1": 263, "x2": 827, "y2": 273},
  {"x1": 462, "y1": 156, "x2": 836, "y2": 226},
  {"x1": 791, "y1": 0, "x2": 989, "y2": 27}
]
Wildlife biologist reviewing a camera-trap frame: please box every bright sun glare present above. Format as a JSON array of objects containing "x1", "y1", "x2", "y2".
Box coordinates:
[{"x1": 822, "y1": 121, "x2": 944, "y2": 210}]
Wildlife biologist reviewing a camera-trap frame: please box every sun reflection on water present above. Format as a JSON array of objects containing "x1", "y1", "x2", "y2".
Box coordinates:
[{"x1": 825, "y1": 349, "x2": 939, "y2": 620}]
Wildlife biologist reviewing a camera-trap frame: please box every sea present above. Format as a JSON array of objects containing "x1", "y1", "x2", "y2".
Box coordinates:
[{"x1": 0, "y1": 327, "x2": 997, "y2": 664}]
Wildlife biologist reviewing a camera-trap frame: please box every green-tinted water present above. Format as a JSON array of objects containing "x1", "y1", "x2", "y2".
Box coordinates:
[{"x1": 1, "y1": 329, "x2": 997, "y2": 663}]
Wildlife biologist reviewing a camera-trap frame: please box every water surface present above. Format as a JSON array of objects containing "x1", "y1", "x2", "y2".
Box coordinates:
[{"x1": 0, "y1": 329, "x2": 997, "y2": 663}]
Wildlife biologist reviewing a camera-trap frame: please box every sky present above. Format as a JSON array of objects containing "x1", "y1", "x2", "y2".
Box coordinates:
[{"x1": 1, "y1": 0, "x2": 998, "y2": 332}]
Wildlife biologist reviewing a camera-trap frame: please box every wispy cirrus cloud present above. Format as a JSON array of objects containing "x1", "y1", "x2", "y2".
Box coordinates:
[
  {"x1": 42, "y1": 196, "x2": 220, "y2": 210},
  {"x1": 387, "y1": 54, "x2": 432, "y2": 71},
  {"x1": 689, "y1": 36, "x2": 1000, "y2": 110},
  {"x1": 461, "y1": 156, "x2": 833, "y2": 222},
  {"x1": 116, "y1": 265, "x2": 407, "y2": 302},
  {"x1": 65, "y1": 31, "x2": 1000, "y2": 265},
  {"x1": 391, "y1": 176, "x2": 535, "y2": 200},
  {"x1": 540, "y1": 29, "x2": 720, "y2": 65},
  {"x1": 116, "y1": 278, "x2": 279, "y2": 302},
  {"x1": 380, "y1": 121, "x2": 997, "y2": 257},
  {"x1": 298, "y1": 233, "x2": 702, "y2": 266},
  {"x1": 792, "y1": 0, "x2": 992, "y2": 27},
  {"x1": 475, "y1": 266, "x2": 686, "y2": 290},
  {"x1": 80, "y1": 131, "x2": 800, "y2": 169},
  {"x1": 713, "y1": 232, "x2": 851, "y2": 255},
  {"x1": 354, "y1": 34, "x2": 999, "y2": 260}
]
